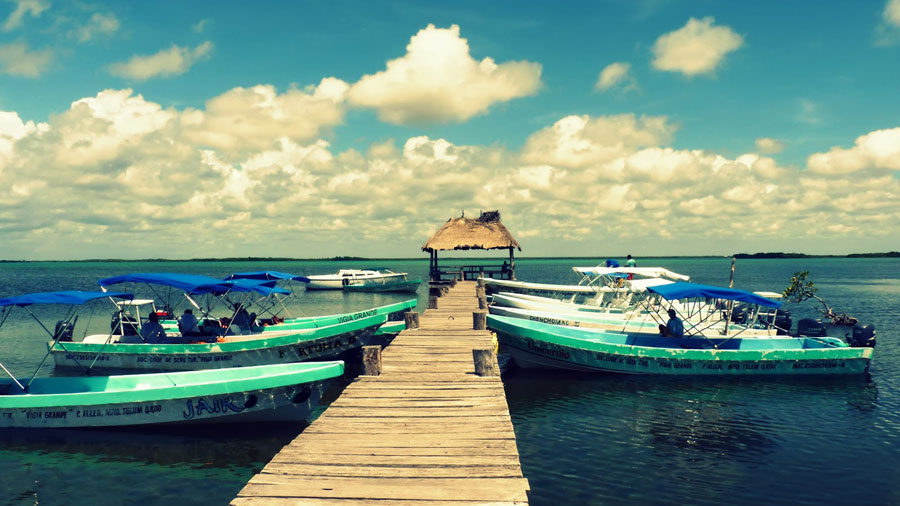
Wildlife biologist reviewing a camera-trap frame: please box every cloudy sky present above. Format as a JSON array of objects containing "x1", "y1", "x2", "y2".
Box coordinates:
[{"x1": 1, "y1": 1, "x2": 899, "y2": 260}]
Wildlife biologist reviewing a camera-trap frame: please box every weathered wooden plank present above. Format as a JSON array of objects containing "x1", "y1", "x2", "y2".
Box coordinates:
[
  {"x1": 234, "y1": 498, "x2": 525, "y2": 506},
  {"x1": 238, "y1": 477, "x2": 530, "y2": 502},
  {"x1": 263, "y1": 454, "x2": 523, "y2": 467},
  {"x1": 260, "y1": 463, "x2": 525, "y2": 478}
]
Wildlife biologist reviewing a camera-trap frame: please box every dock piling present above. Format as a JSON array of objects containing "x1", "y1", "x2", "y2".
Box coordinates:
[
  {"x1": 473, "y1": 348, "x2": 498, "y2": 377},
  {"x1": 362, "y1": 345, "x2": 382, "y2": 376}
]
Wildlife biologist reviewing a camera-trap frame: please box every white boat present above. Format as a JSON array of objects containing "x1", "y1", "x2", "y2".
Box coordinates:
[
  {"x1": 0, "y1": 290, "x2": 345, "y2": 428},
  {"x1": 302, "y1": 269, "x2": 408, "y2": 290}
]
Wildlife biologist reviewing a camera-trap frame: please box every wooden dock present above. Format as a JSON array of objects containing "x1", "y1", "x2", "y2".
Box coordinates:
[{"x1": 233, "y1": 280, "x2": 530, "y2": 505}]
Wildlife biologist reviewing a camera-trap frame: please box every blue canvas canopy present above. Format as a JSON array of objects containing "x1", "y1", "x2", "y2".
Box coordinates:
[
  {"x1": 219, "y1": 278, "x2": 291, "y2": 295},
  {"x1": 225, "y1": 271, "x2": 310, "y2": 283},
  {"x1": 0, "y1": 291, "x2": 133, "y2": 307},
  {"x1": 647, "y1": 282, "x2": 782, "y2": 308},
  {"x1": 98, "y1": 272, "x2": 274, "y2": 296}
]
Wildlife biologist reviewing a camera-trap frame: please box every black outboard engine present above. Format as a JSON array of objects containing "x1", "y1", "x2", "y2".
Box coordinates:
[
  {"x1": 796, "y1": 318, "x2": 827, "y2": 337},
  {"x1": 848, "y1": 324, "x2": 876, "y2": 348},
  {"x1": 111, "y1": 311, "x2": 139, "y2": 336},
  {"x1": 774, "y1": 310, "x2": 792, "y2": 335},
  {"x1": 54, "y1": 320, "x2": 74, "y2": 341}
]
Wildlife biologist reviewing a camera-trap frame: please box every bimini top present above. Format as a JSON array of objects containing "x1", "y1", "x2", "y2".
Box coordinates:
[
  {"x1": 0, "y1": 290, "x2": 133, "y2": 307},
  {"x1": 647, "y1": 282, "x2": 782, "y2": 308},
  {"x1": 573, "y1": 266, "x2": 691, "y2": 281},
  {"x1": 225, "y1": 271, "x2": 310, "y2": 283},
  {"x1": 219, "y1": 278, "x2": 291, "y2": 295},
  {"x1": 98, "y1": 273, "x2": 282, "y2": 296}
]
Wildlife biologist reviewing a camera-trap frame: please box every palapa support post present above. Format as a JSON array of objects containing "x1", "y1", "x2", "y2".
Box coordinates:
[
  {"x1": 403, "y1": 310, "x2": 420, "y2": 329},
  {"x1": 473, "y1": 348, "x2": 498, "y2": 377},
  {"x1": 428, "y1": 296, "x2": 439, "y2": 309},
  {"x1": 362, "y1": 345, "x2": 382, "y2": 376},
  {"x1": 473, "y1": 311, "x2": 487, "y2": 330}
]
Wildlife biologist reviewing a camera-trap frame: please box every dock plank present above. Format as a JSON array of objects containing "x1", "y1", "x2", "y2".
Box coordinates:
[{"x1": 233, "y1": 281, "x2": 529, "y2": 504}]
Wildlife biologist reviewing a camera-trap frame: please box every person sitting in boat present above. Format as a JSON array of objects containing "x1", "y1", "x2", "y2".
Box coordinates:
[
  {"x1": 178, "y1": 309, "x2": 202, "y2": 337},
  {"x1": 231, "y1": 304, "x2": 254, "y2": 334},
  {"x1": 140, "y1": 312, "x2": 169, "y2": 343},
  {"x1": 659, "y1": 308, "x2": 684, "y2": 338}
]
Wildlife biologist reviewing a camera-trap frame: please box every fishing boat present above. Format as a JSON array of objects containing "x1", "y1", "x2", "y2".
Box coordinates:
[
  {"x1": 488, "y1": 283, "x2": 875, "y2": 376},
  {"x1": 267, "y1": 299, "x2": 417, "y2": 331},
  {"x1": 343, "y1": 278, "x2": 422, "y2": 293},
  {"x1": 0, "y1": 290, "x2": 345, "y2": 428},
  {"x1": 302, "y1": 268, "x2": 408, "y2": 290}
]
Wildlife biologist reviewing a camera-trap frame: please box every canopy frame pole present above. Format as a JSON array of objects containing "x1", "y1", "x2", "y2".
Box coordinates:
[{"x1": 23, "y1": 305, "x2": 84, "y2": 390}]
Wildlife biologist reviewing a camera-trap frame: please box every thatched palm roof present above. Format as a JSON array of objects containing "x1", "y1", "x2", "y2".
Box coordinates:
[{"x1": 422, "y1": 211, "x2": 521, "y2": 252}]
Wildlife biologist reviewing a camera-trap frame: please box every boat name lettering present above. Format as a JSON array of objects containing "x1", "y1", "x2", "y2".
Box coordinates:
[
  {"x1": 337, "y1": 309, "x2": 377, "y2": 324},
  {"x1": 526, "y1": 341, "x2": 570, "y2": 359},
  {"x1": 183, "y1": 397, "x2": 246, "y2": 420},
  {"x1": 295, "y1": 338, "x2": 345, "y2": 357},
  {"x1": 792, "y1": 360, "x2": 843, "y2": 369},
  {"x1": 65, "y1": 353, "x2": 109, "y2": 361},
  {"x1": 137, "y1": 356, "x2": 163, "y2": 363},
  {"x1": 529, "y1": 316, "x2": 579, "y2": 327}
]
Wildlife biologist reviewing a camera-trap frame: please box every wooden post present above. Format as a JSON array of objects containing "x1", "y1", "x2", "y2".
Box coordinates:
[
  {"x1": 509, "y1": 247, "x2": 516, "y2": 281},
  {"x1": 403, "y1": 311, "x2": 419, "y2": 329},
  {"x1": 428, "y1": 296, "x2": 439, "y2": 309},
  {"x1": 473, "y1": 311, "x2": 487, "y2": 330},
  {"x1": 476, "y1": 285, "x2": 485, "y2": 299},
  {"x1": 478, "y1": 295, "x2": 487, "y2": 309},
  {"x1": 362, "y1": 345, "x2": 382, "y2": 376},
  {"x1": 473, "y1": 348, "x2": 497, "y2": 376}
]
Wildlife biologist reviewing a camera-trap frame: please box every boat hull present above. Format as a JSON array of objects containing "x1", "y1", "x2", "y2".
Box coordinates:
[
  {"x1": 343, "y1": 280, "x2": 422, "y2": 293},
  {"x1": 0, "y1": 362, "x2": 342, "y2": 428},
  {"x1": 50, "y1": 314, "x2": 386, "y2": 372},
  {"x1": 489, "y1": 315, "x2": 871, "y2": 376}
]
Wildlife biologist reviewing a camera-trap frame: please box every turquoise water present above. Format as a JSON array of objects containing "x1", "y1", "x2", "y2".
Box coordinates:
[{"x1": 0, "y1": 258, "x2": 898, "y2": 505}]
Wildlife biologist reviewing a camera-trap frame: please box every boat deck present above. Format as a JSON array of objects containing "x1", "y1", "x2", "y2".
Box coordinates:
[{"x1": 232, "y1": 280, "x2": 530, "y2": 505}]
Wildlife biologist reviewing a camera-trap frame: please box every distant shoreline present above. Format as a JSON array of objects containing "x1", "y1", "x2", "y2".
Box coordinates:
[{"x1": 1, "y1": 252, "x2": 898, "y2": 263}]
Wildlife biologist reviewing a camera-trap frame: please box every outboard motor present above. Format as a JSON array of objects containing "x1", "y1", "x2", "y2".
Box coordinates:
[
  {"x1": 54, "y1": 320, "x2": 74, "y2": 342},
  {"x1": 111, "y1": 311, "x2": 139, "y2": 336},
  {"x1": 848, "y1": 324, "x2": 876, "y2": 348},
  {"x1": 774, "y1": 311, "x2": 792, "y2": 335},
  {"x1": 796, "y1": 318, "x2": 827, "y2": 337}
]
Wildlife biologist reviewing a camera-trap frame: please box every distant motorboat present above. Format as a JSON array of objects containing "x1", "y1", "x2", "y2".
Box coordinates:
[{"x1": 302, "y1": 269, "x2": 409, "y2": 290}]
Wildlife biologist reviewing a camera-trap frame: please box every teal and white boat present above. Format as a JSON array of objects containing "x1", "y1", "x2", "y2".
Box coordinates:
[
  {"x1": 343, "y1": 278, "x2": 422, "y2": 293},
  {"x1": 264, "y1": 299, "x2": 417, "y2": 331},
  {"x1": 489, "y1": 315, "x2": 872, "y2": 376},
  {"x1": 49, "y1": 313, "x2": 387, "y2": 372},
  {"x1": 488, "y1": 283, "x2": 875, "y2": 376},
  {"x1": 0, "y1": 290, "x2": 344, "y2": 428}
]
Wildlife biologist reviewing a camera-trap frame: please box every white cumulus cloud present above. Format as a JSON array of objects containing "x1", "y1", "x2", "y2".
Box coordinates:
[
  {"x1": 807, "y1": 127, "x2": 900, "y2": 176},
  {"x1": 0, "y1": 41, "x2": 52, "y2": 77},
  {"x1": 348, "y1": 24, "x2": 542, "y2": 125},
  {"x1": 595, "y1": 62, "x2": 634, "y2": 92},
  {"x1": 2, "y1": 0, "x2": 48, "y2": 32},
  {"x1": 70, "y1": 12, "x2": 120, "y2": 42},
  {"x1": 109, "y1": 41, "x2": 213, "y2": 81},
  {"x1": 755, "y1": 137, "x2": 784, "y2": 155},
  {"x1": 885, "y1": 0, "x2": 900, "y2": 27},
  {"x1": 183, "y1": 78, "x2": 349, "y2": 155},
  {"x1": 652, "y1": 17, "x2": 744, "y2": 76}
]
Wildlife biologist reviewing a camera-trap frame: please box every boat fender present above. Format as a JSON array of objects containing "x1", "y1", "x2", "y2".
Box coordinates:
[{"x1": 848, "y1": 324, "x2": 876, "y2": 348}]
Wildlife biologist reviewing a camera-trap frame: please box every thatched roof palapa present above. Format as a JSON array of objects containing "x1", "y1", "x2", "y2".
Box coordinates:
[{"x1": 422, "y1": 210, "x2": 521, "y2": 252}]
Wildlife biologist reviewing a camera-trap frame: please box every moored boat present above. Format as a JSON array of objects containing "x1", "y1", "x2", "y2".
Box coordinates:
[
  {"x1": 0, "y1": 290, "x2": 345, "y2": 427},
  {"x1": 343, "y1": 278, "x2": 422, "y2": 293},
  {"x1": 488, "y1": 314, "x2": 872, "y2": 376},
  {"x1": 0, "y1": 361, "x2": 344, "y2": 428},
  {"x1": 302, "y1": 268, "x2": 408, "y2": 290}
]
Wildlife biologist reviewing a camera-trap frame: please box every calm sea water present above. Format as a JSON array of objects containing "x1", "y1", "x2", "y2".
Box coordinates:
[{"x1": 0, "y1": 258, "x2": 897, "y2": 505}]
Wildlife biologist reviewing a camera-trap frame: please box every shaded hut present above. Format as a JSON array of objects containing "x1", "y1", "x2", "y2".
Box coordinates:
[{"x1": 422, "y1": 210, "x2": 522, "y2": 281}]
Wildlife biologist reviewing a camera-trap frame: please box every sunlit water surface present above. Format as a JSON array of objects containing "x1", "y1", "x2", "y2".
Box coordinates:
[{"x1": 0, "y1": 258, "x2": 897, "y2": 505}]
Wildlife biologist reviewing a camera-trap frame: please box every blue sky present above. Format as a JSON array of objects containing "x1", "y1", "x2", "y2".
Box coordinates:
[{"x1": 1, "y1": 0, "x2": 899, "y2": 259}]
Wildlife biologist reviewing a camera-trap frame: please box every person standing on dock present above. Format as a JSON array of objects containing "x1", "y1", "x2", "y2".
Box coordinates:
[{"x1": 625, "y1": 254, "x2": 636, "y2": 280}]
